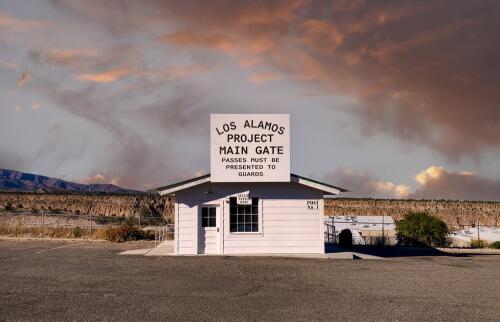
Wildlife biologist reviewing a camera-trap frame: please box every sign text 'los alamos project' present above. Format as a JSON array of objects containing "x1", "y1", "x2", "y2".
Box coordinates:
[{"x1": 210, "y1": 114, "x2": 290, "y2": 182}]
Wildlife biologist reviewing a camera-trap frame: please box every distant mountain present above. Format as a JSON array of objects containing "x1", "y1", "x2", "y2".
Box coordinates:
[{"x1": 0, "y1": 169, "x2": 144, "y2": 194}]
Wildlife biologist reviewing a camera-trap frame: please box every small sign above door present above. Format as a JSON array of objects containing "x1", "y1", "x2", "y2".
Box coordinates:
[{"x1": 236, "y1": 193, "x2": 251, "y2": 205}]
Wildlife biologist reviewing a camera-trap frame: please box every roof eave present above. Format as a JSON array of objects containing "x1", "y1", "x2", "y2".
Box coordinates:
[
  {"x1": 148, "y1": 174, "x2": 210, "y2": 195},
  {"x1": 290, "y1": 174, "x2": 341, "y2": 195},
  {"x1": 290, "y1": 173, "x2": 348, "y2": 194},
  {"x1": 150, "y1": 173, "x2": 348, "y2": 196}
]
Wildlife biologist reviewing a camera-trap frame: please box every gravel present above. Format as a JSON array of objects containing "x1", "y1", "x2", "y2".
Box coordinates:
[{"x1": 0, "y1": 239, "x2": 498, "y2": 321}]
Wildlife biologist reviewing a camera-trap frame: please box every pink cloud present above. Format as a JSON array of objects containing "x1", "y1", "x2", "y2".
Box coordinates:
[
  {"x1": 410, "y1": 166, "x2": 500, "y2": 201},
  {"x1": 17, "y1": 71, "x2": 30, "y2": 87},
  {"x1": 0, "y1": 11, "x2": 51, "y2": 31},
  {"x1": 328, "y1": 169, "x2": 411, "y2": 199},
  {"x1": 76, "y1": 66, "x2": 133, "y2": 83}
]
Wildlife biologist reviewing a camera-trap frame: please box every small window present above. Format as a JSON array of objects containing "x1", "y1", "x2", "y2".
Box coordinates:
[
  {"x1": 201, "y1": 207, "x2": 216, "y2": 227},
  {"x1": 229, "y1": 197, "x2": 258, "y2": 232}
]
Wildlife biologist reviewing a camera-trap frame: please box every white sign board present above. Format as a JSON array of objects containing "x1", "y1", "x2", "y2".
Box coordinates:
[
  {"x1": 236, "y1": 192, "x2": 251, "y2": 205},
  {"x1": 210, "y1": 114, "x2": 290, "y2": 182}
]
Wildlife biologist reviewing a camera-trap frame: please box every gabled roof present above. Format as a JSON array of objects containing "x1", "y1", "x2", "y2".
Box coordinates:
[
  {"x1": 149, "y1": 173, "x2": 348, "y2": 196},
  {"x1": 149, "y1": 174, "x2": 211, "y2": 195}
]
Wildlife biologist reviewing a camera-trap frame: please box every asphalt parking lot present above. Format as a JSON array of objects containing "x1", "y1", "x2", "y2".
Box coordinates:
[{"x1": 0, "y1": 239, "x2": 499, "y2": 321}]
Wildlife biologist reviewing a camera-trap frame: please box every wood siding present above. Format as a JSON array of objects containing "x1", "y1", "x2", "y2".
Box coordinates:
[{"x1": 174, "y1": 182, "x2": 324, "y2": 254}]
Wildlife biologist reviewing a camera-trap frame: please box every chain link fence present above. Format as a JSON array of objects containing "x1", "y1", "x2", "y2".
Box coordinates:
[
  {"x1": 447, "y1": 224, "x2": 499, "y2": 247},
  {"x1": 0, "y1": 209, "x2": 173, "y2": 240},
  {"x1": 325, "y1": 216, "x2": 499, "y2": 247},
  {"x1": 324, "y1": 219, "x2": 398, "y2": 246},
  {"x1": 1, "y1": 210, "x2": 166, "y2": 227}
]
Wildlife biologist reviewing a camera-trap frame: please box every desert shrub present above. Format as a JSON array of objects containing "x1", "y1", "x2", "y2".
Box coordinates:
[
  {"x1": 489, "y1": 241, "x2": 500, "y2": 249},
  {"x1": 4, "y1": 203, "x2": 13, "y2": 211},
  {"x1": 31, "y1": 207, "x2": 39, "y2": 214},
  {"x1": 396, "y1": 211, "x2": 449, "y2": 247},
  {"x1": 339, "y1": 229, "x2": 353, "y2": 248},
  {"x1": 142, "y1": 230, "x2": 155, "y2": 240},
  {"x1": 488, "y1": 240, "x2": 500, "y2": 249},
  {"x1": 469, "y1": 239, "x2": 488, "y2": 248},
  {"x1": 75, "y1": 210, "x2": 81, "y2": 215},
  {"x1": 139, "y1": 206, "x2": 150, "y2": 217},
  {"x1": 72, "y1": 226, "x2": 83, "y2": 238},
  {"x1": 101, "y1": 224, "x2": 145, "y2": 242},
  {"x1": 17, "y1": 204, "x2": 23, "y2": 209}
]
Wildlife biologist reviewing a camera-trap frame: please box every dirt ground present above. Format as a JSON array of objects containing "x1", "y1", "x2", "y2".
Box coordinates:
[{"x1": 0, "y1": 239, "x2": 499, "y2": 321}]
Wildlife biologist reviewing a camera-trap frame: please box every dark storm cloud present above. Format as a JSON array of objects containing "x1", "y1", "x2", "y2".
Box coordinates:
[
  {"x1": 29, "y1": 79, "x2": 162, "y2": 189},
  {"x1": 0, "y1": 152, "x2": 29, "y2": 171},
  {"x1": 50, "y1": 0, "x2": 500, "y2": 158},
  {"x1": 138, "y1": 88, "x2": 206, "y2": 135},
  {"x1": 32, "y1": 82, "x2": 148, "y2": 185},
  {"x1": 29, "y1": 75, "x2": 212, "y2": 189},
  {"x1": 136, "y1": 82, "x2": 243, "y2": 137}
]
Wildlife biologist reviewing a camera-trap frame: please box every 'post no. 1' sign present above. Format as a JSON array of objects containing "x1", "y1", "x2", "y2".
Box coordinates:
[{"x1": 210, "y1": 114, "x2": 290, "y2": 182}]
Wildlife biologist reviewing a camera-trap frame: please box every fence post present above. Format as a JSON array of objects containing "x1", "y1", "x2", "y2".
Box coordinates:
[
  {"x1": 477, "y1": 219, "x2": 480, "y2": 241},
  {"x1": 332, "y1": 216, "x2": 335, "y2": 243},
  {"x1": 382, "y1": 214, "x2": 385, "y2": 246}
]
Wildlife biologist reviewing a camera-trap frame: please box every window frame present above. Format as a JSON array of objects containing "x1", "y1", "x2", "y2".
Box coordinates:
[
  {"x1": 228, "y1": 195, "x2": 262, "y2": 235},
  {"x1": 201, "y1": 206, "x2": 217, "y2": 228}
]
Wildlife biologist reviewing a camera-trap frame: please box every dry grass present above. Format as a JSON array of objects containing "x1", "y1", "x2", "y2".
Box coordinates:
[
  {"x1": 0, "y1": 223, "x2": 104, "y2": 240},
  {"x1": 0, "y1": 223, "x2": 156, "y2": 242}
]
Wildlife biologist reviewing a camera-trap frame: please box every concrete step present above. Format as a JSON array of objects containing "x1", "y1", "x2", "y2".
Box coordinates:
[{"x1": 145, "y1": 240, "x2": 174, "y2": 256}]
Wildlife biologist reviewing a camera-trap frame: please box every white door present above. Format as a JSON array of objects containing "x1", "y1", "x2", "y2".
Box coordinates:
[{"x1": 198, "y1": 206, "x2": 220, "y2": 254}]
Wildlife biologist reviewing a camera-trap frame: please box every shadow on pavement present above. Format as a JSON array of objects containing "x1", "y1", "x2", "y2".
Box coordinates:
[{"x1": 325, "y1": 243, "x2": 498, "y2": 258}]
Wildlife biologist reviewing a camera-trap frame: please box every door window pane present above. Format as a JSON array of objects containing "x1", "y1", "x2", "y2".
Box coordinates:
[{"x1": 201, "y1": 207, "x2": 216, "y2": 227}]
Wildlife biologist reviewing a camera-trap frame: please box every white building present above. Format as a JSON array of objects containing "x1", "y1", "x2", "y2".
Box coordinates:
[
  {"x1": 151, "y1": 174, "x2": 346, "y2": 255},
  {"x1": 150, "y1": 114, "x2": 346, "y2": 255}
]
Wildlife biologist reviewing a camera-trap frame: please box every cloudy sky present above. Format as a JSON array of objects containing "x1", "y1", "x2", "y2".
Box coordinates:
[{"x1": 1, "y1": 0, "x2": 499, "y2": 200}]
